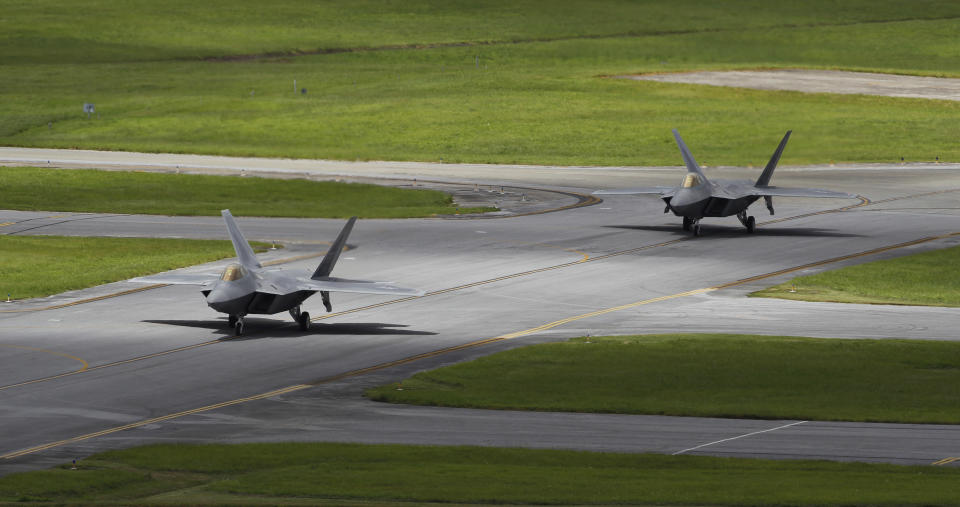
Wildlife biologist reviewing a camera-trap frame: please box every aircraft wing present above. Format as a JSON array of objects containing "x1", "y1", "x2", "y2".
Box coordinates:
[
  {"x1": 751, "y1": 186, "x2": 857, "y2": 199},
  {"x1": 296, "y1": 277, "x2": 425, "y2": 297},
  {"x1": 128, "y1": 273, "x2": 219, "y2": 285},
  {"x1": 593, "y1": 186, "x2": 677, "y2": 196}
]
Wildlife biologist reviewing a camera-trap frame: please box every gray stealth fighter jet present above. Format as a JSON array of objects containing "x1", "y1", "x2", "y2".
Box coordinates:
[
  {"x1": 131, "y1": 210, "x2": 424, "y2": 335},
  {"x1": 594, "y1": 130, "x2": 856, "y2": 236}
]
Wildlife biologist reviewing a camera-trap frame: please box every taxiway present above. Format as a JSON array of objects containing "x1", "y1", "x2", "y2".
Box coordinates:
[{"x1": 1, "y1": 150, "x2": 958, "y2": 474}]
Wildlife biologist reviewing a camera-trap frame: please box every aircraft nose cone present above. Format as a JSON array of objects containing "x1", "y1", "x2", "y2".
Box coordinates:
[
  {"x1": 671, "y1": 189, "x2": 697, "y2": 208},
  {"x1": 206, "y1": 288, "x2": 231, "y2": 305},
  {"x1": 205, "y1": 285, "x2": 247, "y2": 314}
]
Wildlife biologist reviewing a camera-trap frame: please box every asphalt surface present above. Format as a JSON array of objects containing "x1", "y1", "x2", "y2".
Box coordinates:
[{"x1": 1, "y1": 149, "x2": 959, "y2": 475}]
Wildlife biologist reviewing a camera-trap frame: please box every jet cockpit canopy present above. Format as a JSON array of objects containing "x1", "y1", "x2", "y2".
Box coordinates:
[
  {"x1": 681, "y1": 173, "x2": 702, "y2": 188},
  {"x1": 220, "y1": 263, "x2": 248, "y2": 281}
]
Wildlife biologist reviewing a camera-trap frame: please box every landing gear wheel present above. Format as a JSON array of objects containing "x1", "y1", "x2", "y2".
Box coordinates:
[
  {"x1": 228, "y1": 314, "x2": 237, "y2": 327},
  {"x1": 234, "y1": 319, "x2": 244, "y2": 336},
  {"x1": 746, "y1": 216, "x2": 756, "y2": 234},
  {"x1": 693, "y1": 224, "x2": 702, "y2": 237},
  {"x1": 298, "y1": 311, "x2": 311, "y2": 331},
  {"x1": 682, "y1": 217, "x2": 692, "y2": 231}
]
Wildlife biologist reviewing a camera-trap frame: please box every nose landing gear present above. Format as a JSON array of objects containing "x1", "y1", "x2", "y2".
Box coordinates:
[
  {"x1": 683, "y1": 217, "x2": 702, "y2": 236},
  {"x1": 228, "y1": 314, "x2": 245, "y2": 336}
]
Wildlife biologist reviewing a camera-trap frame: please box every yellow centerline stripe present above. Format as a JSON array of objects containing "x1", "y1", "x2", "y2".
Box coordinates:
[
  {"x1": 5, "y1": 229, "x2": 957, "y2": 460},
  {"x1": 0, "y1": 222, "x2": 14, "y2": 227},
  {"x1": 933, "y1": 457, "x2": 960, "y2": 466},
  {"x1": 311, "y1": 237, "x2": 686, "y2": 323}
]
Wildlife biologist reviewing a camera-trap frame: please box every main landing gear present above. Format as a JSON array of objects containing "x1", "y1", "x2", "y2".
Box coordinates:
[
  {"x1": 737, "y1": 211, "x2": 756, "y2": 234},
  {"x1": 228, "y1": 314, "x2": 245, "y2": 336},
  {"x1": 290, "y1": 305, "x2": 311, "y2": 331},
  {"x1": 682, "y1": 217, "x2": 702, "y2": 237}
]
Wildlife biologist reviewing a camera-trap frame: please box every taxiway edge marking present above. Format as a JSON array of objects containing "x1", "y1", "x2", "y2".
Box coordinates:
[
  {"x1": 672, "y1": 421, "x2": 808, "y2": 455},
  {"x1": 0, "y1": 384, "x2": 312, "y2": 460}
]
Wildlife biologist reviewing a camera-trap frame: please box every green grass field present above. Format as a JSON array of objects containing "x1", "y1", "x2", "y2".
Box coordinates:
[
  {"x1": 1, "y1": 443, "x2": 958, "y2": 505},
  {"x1": 3, "y1": 2, "x2": 960, "y2": 165},
  {"x1": 0, "y1": 167, "x2": 491, "y2": 217},
  {"x1": 368, "y1": 334, "x2": 960, "y2": 424},
  {"x1": 0, "y1": 235, "x2": 271, "y2": 299},
  {"x1": 752, "y1": 245, "x2": 960, "y2": 306}
]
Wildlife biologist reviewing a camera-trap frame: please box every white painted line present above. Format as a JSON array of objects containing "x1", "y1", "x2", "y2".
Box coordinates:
[{"x1": 672, "y1": 420, "x2": 808, "y2": 455}]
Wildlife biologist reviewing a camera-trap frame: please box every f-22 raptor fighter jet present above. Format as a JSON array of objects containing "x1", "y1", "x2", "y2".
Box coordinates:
[
  {"x1": 131, "y1": 210, "x2": 424, "y2": 335},
  {"x1": 594, "y1": 130, "x2": 856, "y2": 236}
]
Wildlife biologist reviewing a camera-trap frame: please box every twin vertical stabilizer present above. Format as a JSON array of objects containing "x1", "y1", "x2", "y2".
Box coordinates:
[{"x1": 221, "y1": 209, "x2": 262, "y2": 269}]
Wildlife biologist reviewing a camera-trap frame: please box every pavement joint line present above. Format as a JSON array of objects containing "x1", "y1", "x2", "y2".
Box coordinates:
[
  {"x1": 933, "y1": 457, "x2": 960, "y2": 466},
  {"x1": 671, "y1": 421, "x2": 809, "y2": 455},
  {"x1": 4, "y1": 229, "x2": 957, "y2": 460},
  {"x1": 499, "y1": 240, "x2": 591, "y2": 263}
]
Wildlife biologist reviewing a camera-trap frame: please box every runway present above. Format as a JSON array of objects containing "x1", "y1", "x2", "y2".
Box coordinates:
[{"x1": 1, "y1": 149, "x2": 959, "y2": 475}]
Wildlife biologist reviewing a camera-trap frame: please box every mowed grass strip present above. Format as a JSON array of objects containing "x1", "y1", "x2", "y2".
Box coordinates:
[
  {"x1": 0, "y1": 235, "x2": 268, "y2": 299},
  {"x1": 4, "y1": 7, "x2": 960, "y2": 165},
  {"x1": 752, "y1": 244, "x2": 960, "y2": 307},
  {"x1": 6, "y1": 0, "x2": 958, "y2": 65},
  {"x1": 2, "y1": 443, "x2": 959, "y2": 505},
  {"x1": 368, "y1": 334, "x2": 960, "y2": 424},
  {"x1": 0, "y1": 168, "x2": 491, "y2": 217}
]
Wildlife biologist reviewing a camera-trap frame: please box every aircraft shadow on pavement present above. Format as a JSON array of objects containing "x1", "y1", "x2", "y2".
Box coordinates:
[
  {"x1": 143, "y1": 319, "x2": 436, "y2": 338},
  {"x1": 604, "y1": 224, "x2": 863, "y2": 238}
]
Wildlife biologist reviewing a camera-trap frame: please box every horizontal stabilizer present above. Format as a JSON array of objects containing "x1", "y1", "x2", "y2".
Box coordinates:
[
  {"x1": 593, "y1": 186, "x2": 676, "y2": 196},
  {"x1": 298, "y1": 277, "x2": 425, "y2": 297},
  {"x1": 752, "y1": 187, "x2": 857, "y2": 199},
  {"x1": 129, "y1": 273, "x2": 219, "y2": 285}
]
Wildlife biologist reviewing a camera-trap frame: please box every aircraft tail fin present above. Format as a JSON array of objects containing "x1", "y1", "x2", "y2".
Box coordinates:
[
  {"x1": 312, "y1": 216, "x2": 357, "y2": 279},
  {"x1": 222, "y1": 209, "x2": 262, "y2": 269},
  {"x1": 672, "y1": 129, "x2": 708, "y2": 180},
  {"x1": 756, "y1": 130, "x2": 792, "y2": 187}
]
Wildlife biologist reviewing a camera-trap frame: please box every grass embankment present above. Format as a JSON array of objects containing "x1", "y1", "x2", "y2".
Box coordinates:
[
  {"x1": 0, "y1": 236, "x2": 270, "y2": 299},
  {"x1": 6, "y1": 0, "x2": 958, "y2": 65},
  {"x1": 3, "y1": 2, "x2": 960, "y2": 165},
  {"x1": 368, "y1": 334, "x2": 960, "y2": 424},
  {"x1": 752, "y1": 244, "x2": 960, "y2": 306},
  {"x1": 2, "y1": 443, "x2": 958, "y2": 505},
  {"x1": 0, "y1": 167, "x2": 491, "y2": 217}
]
